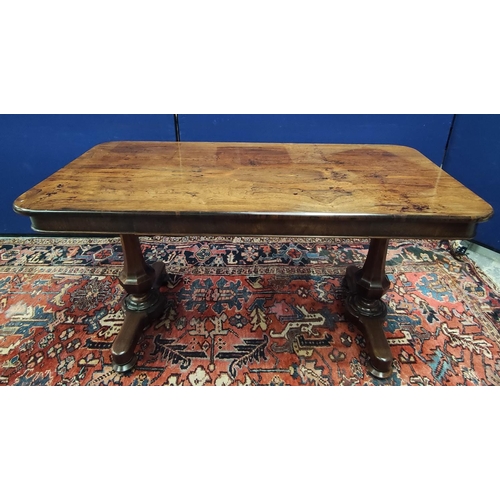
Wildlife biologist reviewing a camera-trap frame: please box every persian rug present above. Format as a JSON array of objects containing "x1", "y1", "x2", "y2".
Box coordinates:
[{"x1": 0, "y1": 236, "x2": 499, "y2": 386}]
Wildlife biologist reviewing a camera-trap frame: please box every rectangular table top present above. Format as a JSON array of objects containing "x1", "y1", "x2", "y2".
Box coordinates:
[{"x1": 13, "y1": 141, "x2": 493, "y2": 238}]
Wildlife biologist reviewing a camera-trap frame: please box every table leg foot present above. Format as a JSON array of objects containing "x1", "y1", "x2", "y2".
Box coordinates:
[
  {"x1": 344, "y1": 238, "x2": 393, "y2": 379},
  {"x1": 111, "y1": 289, "x2": 165, "y2": 372}
]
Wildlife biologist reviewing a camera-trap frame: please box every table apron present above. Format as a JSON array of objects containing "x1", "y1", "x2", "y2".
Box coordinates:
[{"x1": 27, "y1": 212, "x2": 480, "y2": 239}]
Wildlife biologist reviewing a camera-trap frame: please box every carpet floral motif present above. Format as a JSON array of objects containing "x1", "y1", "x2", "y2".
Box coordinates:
[{"x1": 1, "y1": 236, "x2": 499, "y2": 386}]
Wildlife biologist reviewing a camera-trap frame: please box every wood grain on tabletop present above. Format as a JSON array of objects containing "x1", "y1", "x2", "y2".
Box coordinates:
[{"x1": 13, "y1": 141, "x2": 493, "y2": 221}]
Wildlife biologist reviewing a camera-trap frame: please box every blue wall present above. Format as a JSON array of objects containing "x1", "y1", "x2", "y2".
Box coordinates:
[
  {"x1": 1, "y1": 115, "x2": 176, "y2": 234},
  {"x1": 442, "y1": 115, "x2": 499, "y2": 251}
]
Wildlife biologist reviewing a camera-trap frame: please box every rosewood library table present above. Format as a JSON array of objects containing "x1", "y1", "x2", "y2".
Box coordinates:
[{"x1": 13, "y1": 142, "x2": 493, "y2": 378}]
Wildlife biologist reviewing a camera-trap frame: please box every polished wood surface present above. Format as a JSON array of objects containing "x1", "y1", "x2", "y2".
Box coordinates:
[{"x1": 13, "y1": 141, "x2": 493, "y2": 238}]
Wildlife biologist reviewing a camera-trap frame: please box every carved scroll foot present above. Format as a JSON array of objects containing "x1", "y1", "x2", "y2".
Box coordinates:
[
  {"x1": 343, "y1": 238, "x2": 393, "y2": 379},
  {"x1": 111, "y1": 236, "x2": 166, "y2": 373},
  {"x1": 112, "y1": 279, "x2": 165, "y2": 373}
]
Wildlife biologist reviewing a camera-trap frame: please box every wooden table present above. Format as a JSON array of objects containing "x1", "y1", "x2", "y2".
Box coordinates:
[{"x1": 13, "y1": 141, "x2": 493, "y2": 378}]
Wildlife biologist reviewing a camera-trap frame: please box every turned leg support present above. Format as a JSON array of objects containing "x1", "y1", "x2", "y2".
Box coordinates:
[
  {"x1": 344, "y1": 238, "x2": 393, "y2": 379},
  {"x1": 111, "y1": 234, "x2": 166, "y2": 372}
]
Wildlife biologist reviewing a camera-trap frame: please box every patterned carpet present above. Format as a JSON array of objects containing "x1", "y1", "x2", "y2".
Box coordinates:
[{"x1": 1, "y1": 236, "x2": 499, "y2": 386}]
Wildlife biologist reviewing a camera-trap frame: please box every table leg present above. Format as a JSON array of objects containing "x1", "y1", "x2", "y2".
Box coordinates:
[
  {"x1": 344, "y1": 238, "x2": 393, "y2": 379},
  {"x1": 111, "y1": 234, "x2": 166, "y2": 372}
]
